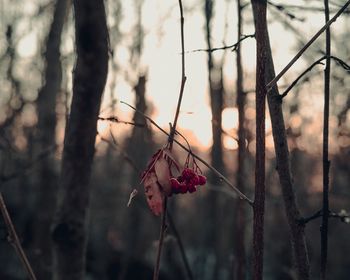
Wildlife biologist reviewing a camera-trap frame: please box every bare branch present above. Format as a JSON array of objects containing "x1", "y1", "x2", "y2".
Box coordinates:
[
  {"x1": 268, "y1": 1, "x2": 305, "y2": 22},
  {"x1": 167, "y1": 212, "x2": 194, "y2": 280},
  {"x1": 299, "y1": 209, "x2": 350, "y2": 225},
  {"x1": 268, "y1": 1, "x2": 350, "y2": 14},
  {"x1": 121, "y1": 101, "x2": 254, "y2": 206},
  {"x1": 98, "y1": 116, "x2": 145, "y2": 127},
  {"x1": 280, "y1": 55, "x2": 350, "y2": 98},
  {"x1": 267, "y1": 0, "x2": 350, "y2": 92},
  {"x1": 189, "y1": 34, "x2": 255, "y2": 53},
  {"x1": 0, "y1": 193, "x2": 37, "y2": 280},
  {"x1": 154, "y1": 1, "x2": 187, "y2": 279},
  {"x1": 281, "y1": 56, "x2": 326, "y2": 98}
]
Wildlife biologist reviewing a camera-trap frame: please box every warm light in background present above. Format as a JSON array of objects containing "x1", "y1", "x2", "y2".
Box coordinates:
[
  {"x1": 222, "y1": 107, "x2": 238, "y2": 131},
  {"x1": 1, "y1": 0, "x2": 347, "y2": 155}
]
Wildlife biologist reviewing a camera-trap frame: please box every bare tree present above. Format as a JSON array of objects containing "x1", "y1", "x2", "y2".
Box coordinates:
[
  {"x1": 51, "y1": 0, "x2": 109, "y2": 279},
  {"x1": 251, "y1": 1, "x2": 267, "y2": 279},
  {"x1": 32, "y1": 1, "x2": 68, "y2": 278},
  {"x1": 203, "y1": 1, "x2": 226, "y2": 278},
  {"x1": 233, "y1": 0, "x2": 247, "y2": 278},
  {"x1": 251, "y1": 1, "x2": 310, "y2": 279}
]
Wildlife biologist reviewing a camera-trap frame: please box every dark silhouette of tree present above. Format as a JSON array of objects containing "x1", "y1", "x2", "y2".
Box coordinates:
[
  {"x1": 203, "y1": 1, "x2": 226, "y2": 278},
  {"x1": 251, "y1": 1, "x2": 311, "y2": 279},
  {"x1": 233, "y1": 1, "x2": 247, "y2": 279},
  {"x1": 51, "y1": 0, "x2": 109, "y2": 279},
  {"x1": 32, "y1": 1, "x2": 68, "y2": 278},
  {"x1": 251, "y1": 1, "x2": 267, "y2": 279}
]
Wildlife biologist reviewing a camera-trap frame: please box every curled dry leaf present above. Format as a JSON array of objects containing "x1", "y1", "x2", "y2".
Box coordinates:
[
  {"x1": 154, "y1": 157, "x2": 172, "y2": 196},
  {"x1": 143, "y1": 171, "x2": 164, "y2": 216},
  {"x1": 127, "y1": 189, "x2": 138, "y2": 207}
]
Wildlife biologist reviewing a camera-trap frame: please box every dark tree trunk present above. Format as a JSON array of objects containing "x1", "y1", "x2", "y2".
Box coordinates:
[
  {"x1": 204, "y1": 1, "x2": 225, "y2": 278},
  {"x1": 32, "y1": 1, "x2": 68, "y2": 278},
  {"x1": 251, "y1": 2, "x2": 310, "y2": 279},
  {"x1": 204, "y1": 0, "x2": 225, "y2": 177},
  {"x1": 119, "y1": 75, "x2": 154, "y2": 280},
  {"x1": 233, "y1": 0, "x2": 247, "y2": 279},
  {"x1": 52, "y1": 1, "x2": 109, "y2": 279},
  {"x1": 251, "y1": 1, "x2": 267, "y2": 279}
]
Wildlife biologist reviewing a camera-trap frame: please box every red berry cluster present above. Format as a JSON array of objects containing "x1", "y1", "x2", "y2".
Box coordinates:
[{"x1": 170, "y1": 167, "x2": 206, "y2": 194}]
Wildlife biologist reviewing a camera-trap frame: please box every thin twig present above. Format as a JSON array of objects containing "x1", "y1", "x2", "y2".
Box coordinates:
[
  {"x1": 167, "y1": 212, "x2": 194, "y2": 280},
  {"x1": 189, "y1": 33, "x2": 255, "y2": 53},
  {"x1": 0, "y1": 193, "x2": 37, "y2": 280},
  {"x1": 153, "y1": 1, "x2": 187, "y2": 279},
  {"x1": 267, "y1": 0, "x2": 350, "y2": 92},
  {"x1": 321, "y1": 0, "x2": 331, "y2": 278},
  {"x1": 153, "y1": 198, "x2": 168, "y2": 280},
  {"x1": 280, "y1": 55, "x2": 350, "y2": 98},
  {"x1": 280, "y1": 56, "x2": 326, "y2": 98},
  {"x1": 299, "y1": 210, "x2": 323, "y2": 224},
  {"x1": 121, "y1": 101, "x2": 254, "y2": 206},
  {"x1": 98, "y1": 116, "x2": 145, "y2": 127},
  {"x1": 299, "y1": 210, "x2": 350, "y2": 225},
  {"x1": 268, "y1": 2, "x2": 350, "y2": 14},
  {"x1": 267, "y1": 1, "x2": 305, "y2": 22}
]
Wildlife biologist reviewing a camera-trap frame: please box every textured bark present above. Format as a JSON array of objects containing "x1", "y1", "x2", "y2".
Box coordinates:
[
  {"x1": 251, "y1": 1, "x2": 267, "y2": 279},
  {"x1": 204, "y1": 1, "x2": 225, "y2": 278},
  {"x1": 251, "y1": 2, "x2": 310, "y2": 279},
  {"x1": 52, "y1": 1, "x2": 109, "y2": 279},
  {"x1": 233, "y1": 0, "x2": 247, "y2": 278},
  {"x1": 32, "y1": 1, "x2": 68, "y2": 278}
]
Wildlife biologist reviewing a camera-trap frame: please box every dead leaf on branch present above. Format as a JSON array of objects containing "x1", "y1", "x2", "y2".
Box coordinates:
[{"x1": 141, "y1": 147, "x2": 206, "y2": 215}]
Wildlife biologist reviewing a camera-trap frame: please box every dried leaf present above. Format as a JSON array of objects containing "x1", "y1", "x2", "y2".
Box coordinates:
[
  {"x1": 127, "y1": 189, "x2": 138, "y2": 207},
  {"x1": 143, "y1": 172, "x2": 164, "y2": 216},
  {"x1": 162, "y1": 148, "x2": 180, "y2": 171},
  {"x1": 154, "y1": 157, "x2": 172, "y2": 196}
]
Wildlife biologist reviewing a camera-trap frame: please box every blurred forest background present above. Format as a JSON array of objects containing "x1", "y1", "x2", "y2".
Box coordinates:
[{"x1": 0, "y1": 0, "x2": 349, "y2": 279}]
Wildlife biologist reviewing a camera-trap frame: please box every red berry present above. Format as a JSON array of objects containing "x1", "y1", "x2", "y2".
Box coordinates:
[
  {"x1": 190, "y1": 175, "x2": 200, "y2": 186},
  {"x1": 179, "y1": 182, "x2": 188, "y2": 194},
  {"x1": 197, "y1": 175, "x2": 207, "y2": 186},
  {"x1": 177, "y1": 175, "x2": 184, "y2": 183},
  {"x1": 182, "y1": 168, "x2": 195, "y2": 180},
  {"x1": 170, "y1": 178, "x2": 181, "y2": 192},
  {"x1": 188, "y1": 183, "x2": 197, "y2": 193}
]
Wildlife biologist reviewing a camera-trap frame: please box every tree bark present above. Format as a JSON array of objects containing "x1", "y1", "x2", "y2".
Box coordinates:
[
  {"x1": 233, "y1": 0, "x2": 247, "y2": 278},
  {"x1": 32, "y1": 1, "x2": 68, "y2": 278},
  {"x1": 251, "y1": 1, "x2": 267, "y2": 279},
  {"x1": 52, "y1": 1, "x2": 109, "y2": 279},
  {"x1": 204, "y1": 1, "x2": 225, "y2": 278},
  {"x1": 251, "y1": 2, "x2": 310, "y2": 279}
]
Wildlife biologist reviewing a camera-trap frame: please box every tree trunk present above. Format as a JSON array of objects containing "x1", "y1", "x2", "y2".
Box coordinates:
[
  {"x1": 204, "y1": 1, "x2": 225, "y2": 278},
  {"x1": 32, "y1": 1, "x2": 68, "y2": 278},
  {"x1": 251, "y1": 1, "x2": 267, "y2": 279},
  {"x1": 251, "y1": 2, "x2": 310, "y2": 279},
  {"x1": 233, "y1": 0, "x2": 247, "y2": 278},
  {"x1": 52, "y1": 1, "x2": 109, "y2": 279}
]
